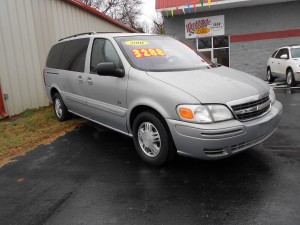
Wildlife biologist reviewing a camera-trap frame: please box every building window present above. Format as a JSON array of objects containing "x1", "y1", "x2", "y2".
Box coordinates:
[{"x1": 197, "y1": 36, "x2": 230, "y2": 67}]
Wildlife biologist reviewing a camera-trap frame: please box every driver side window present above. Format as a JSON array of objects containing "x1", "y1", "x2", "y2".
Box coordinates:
[
  {"x1": 90, "y1": 38, "x2": 123, "y2": 73},
  {"x1": 275, "y1": 48, "x2": 289, "y2": 59}
]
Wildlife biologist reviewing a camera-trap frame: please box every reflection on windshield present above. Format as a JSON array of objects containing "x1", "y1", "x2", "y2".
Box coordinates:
[
  {"x1": 115, "y1": 36, "x2": 213, "y2": 72},
  {"x1": 291, "y1": 48, "x2": 300, "y2": 58}
]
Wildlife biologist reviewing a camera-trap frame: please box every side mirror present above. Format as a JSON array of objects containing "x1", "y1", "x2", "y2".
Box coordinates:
[
  {"x1": 96, "y1": 62, "x2": 125, "y2": 78},
  {"x1": 280, "y1": 54, "x2": 288, "y2": 59}
]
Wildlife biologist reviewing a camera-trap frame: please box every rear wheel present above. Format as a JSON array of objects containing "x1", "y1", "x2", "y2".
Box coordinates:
[
  {"x1": 267, "y1": 67, "x2": 275, "y2": 82},
  {"x1": 132, "y1": 111, "x2": 176, "y2": 166},
  {"x1": 286, "y1": 69, "x2": 296, "y2": 87},
  {"x1": 52, "y1": 93, "x2": 70, "y2": 121}
]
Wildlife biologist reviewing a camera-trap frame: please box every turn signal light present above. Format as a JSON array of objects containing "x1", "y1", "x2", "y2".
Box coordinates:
[{"x1": 179, "y1": 108, "x2": 194, "y2": 119}]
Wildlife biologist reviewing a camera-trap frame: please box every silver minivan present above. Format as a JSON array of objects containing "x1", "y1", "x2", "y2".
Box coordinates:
[{"x1": 44, "y1": 32, "x2": 282, "y2": 165}]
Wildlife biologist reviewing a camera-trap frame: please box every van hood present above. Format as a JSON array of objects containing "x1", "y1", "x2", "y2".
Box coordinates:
[{"x1": 147, "y1": 66, "x2": 270, "y2": 104}]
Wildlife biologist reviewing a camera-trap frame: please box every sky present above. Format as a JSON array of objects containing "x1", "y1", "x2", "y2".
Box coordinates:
[
  {"x1": 141, "y1": 0, "x2": 156, "y2": 19},
  {"x1": 140, "y1": 0, "x2": 157, "y2": 32}
]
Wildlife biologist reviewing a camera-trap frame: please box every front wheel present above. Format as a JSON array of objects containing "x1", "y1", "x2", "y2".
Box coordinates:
[
  {"x1": 286, "y1": 69, "x2": 296, "y2": 87},
  {"x1": 132, "y1": 111, "x2": 176, "y2": 166},
  {"x1": 52, "y1": 93, "x2": 70, "y2": 122}
]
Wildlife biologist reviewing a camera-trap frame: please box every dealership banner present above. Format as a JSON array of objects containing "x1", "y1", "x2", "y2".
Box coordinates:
[{"x1": 185, "y1": 15, "x2": 225, "y2": 39}]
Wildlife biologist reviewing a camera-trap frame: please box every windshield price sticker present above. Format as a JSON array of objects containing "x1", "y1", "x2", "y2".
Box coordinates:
[
  {"x1": 132, "y1": 48, "x2": 166, "y2": 58},
  {"x1": 125, "y1": 40, "x2": 149, "y2": 46}
]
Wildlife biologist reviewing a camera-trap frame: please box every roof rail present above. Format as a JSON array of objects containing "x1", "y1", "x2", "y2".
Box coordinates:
[{"x1": 58, "y1": 31, "x2": 123, "y2": 42}]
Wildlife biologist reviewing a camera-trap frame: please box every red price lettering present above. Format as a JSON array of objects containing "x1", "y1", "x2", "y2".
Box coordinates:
[{"x1": 131, "y1": 48, "x2": 166, "y2": 58}]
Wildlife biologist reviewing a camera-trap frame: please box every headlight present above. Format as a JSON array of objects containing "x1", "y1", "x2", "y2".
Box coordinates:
[
  {"x1": 293, "y1": 62, "x2": 300, "y2": 67},
  {"x1": 177, "y1": 104, "x2": 233, "y2": 124},
  {"x1": 269, "y1": 87, "x2": 276, "y2": 104}
]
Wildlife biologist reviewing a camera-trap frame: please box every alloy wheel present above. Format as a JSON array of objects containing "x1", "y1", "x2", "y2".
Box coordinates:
[
  {"x1": 54, "y1": 98, "x2": 63, "y2": 118},
  {"x1": 138, "y1": 122, "x2": 161, "y2": 157}
]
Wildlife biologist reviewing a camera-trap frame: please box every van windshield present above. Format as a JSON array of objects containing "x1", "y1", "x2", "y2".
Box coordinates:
[{"x1": 115, "y1": 35, "x2": 214, "y2": 72}]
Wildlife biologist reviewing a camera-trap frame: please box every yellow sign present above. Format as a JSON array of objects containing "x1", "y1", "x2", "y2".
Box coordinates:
[
  {"x1": 195, "y1": 28, "x2": 210, "y2": 35},
  {"x1": 124, "y1": 40, "x2": 149, "y2": 46}
]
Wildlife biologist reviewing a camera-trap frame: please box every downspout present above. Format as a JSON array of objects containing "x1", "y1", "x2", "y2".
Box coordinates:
[{"x1": 0, "y1": 82, "x2": 8, "y2": 118}]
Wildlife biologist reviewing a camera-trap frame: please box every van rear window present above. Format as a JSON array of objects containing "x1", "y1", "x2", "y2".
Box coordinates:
[
  {"x1": 46, "y1": 42, "x2": 65, "y2": 69},
  {"x1": 60, "y1": 38, "x2": 89, "y2": 72},
  {"x1": 46, "y1": 38, "x2": 89, "y2": 72}
]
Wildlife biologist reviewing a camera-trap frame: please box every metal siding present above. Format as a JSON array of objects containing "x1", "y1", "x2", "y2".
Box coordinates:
[{"x1": 0, "y1": 0, "x2": 131, "y2": 116}]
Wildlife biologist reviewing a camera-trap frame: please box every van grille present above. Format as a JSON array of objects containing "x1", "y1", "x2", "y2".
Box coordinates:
[{"x1": 230, "y1": 95, "x2": 271, "y2": 121}]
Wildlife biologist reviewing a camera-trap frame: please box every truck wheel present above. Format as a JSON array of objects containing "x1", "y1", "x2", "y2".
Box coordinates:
[
  {"x1": 286, "y1": 69, "x2": 296, "y2": 87},
  {"x1": 52, "y1": 93, "x2": 70, "y2": 122},
  {"x1": 133, "y1": 111, "x2": 175, "y2": 166}
]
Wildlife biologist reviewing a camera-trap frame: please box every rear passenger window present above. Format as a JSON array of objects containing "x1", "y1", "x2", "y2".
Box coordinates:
[
  {"x1": 46, "y1": 42, "x2": 65, "y2": 69},
  {"x1": 60, "y1": 38, "x2": 89, "y2": 72}
]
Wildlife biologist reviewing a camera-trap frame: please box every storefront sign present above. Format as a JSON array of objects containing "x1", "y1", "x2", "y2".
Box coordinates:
[{"x1": 185, "y1": 15, "x2": 225, "y2": 39}]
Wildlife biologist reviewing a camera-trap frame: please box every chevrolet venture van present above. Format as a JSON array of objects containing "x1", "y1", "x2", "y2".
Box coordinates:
[{"x1": 44, "y1": 32, "x2": 282, "y2": 165}]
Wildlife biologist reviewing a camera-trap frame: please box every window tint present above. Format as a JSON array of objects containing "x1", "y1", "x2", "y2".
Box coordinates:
[
  {"x1": 60, "y1": 38, "x2": 89, "y2": 72},
  {"x1": 198, "y1": 38, "x2": 212, "y2": 49},
  {"x1": 271, "y1": 50, "x2": 278, "y2": 58},
  {"x1": 46, "y1": 42, "x2": 65, "y2": 69},
  {"x1": 213, "y1": 36, "x2": 229, "y2": 48},
  {"x1": 213, "y1": 48, "x2": 229, "y2": 67},
  {"x1": 275, "y1": 48, "x2": 289, "y2": 59},
  {"x1": 90, "y1": 39, "x2": 123, "y2": 73}
]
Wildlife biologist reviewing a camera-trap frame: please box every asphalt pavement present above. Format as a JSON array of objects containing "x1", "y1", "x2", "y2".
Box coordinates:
[{"x1": 0, "y1": 88, "x2": 299, "y2": 225}]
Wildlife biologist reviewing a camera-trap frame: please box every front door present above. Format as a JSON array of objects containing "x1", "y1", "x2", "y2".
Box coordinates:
[
  {"x1": 275, "y1": 48, "x2": 289, "y2": 76},
  {"x1": 85, "y1": 38, "x2": 128, "y2": 133}
]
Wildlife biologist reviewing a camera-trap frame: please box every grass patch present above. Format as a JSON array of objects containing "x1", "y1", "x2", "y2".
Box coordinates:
[{"x1": 0, "y1": 106, "x2": 83, "y2": 166}]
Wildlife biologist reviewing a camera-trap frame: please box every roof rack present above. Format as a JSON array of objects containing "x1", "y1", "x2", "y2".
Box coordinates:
[{"x1": 58, "y1": 31, "x2": 123, "y2": 42}]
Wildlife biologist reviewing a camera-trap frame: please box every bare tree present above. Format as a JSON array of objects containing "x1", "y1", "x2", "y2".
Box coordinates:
[
  {"x1": 152, "y1": 12, "x2": 165, "y2": 34},
  {"x1": 79, "y1": 0, "x2": 144, "y2": 31}
]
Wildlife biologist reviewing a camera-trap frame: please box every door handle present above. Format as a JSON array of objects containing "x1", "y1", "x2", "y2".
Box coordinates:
[
  {"x1": 86, "y1": 77, "x2": 93, "y2": 85},
  {"x1": 77, "y1": 76, "x2": 83, "y2": 83}
]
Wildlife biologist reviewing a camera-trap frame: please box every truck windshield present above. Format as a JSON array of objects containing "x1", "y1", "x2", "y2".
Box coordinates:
[
  {"x1": 115, "y1": 35, "x2": 214, "y2": 72},
  {"x1": 291, "y1": 48, "x2": 300, "y2": 58}
]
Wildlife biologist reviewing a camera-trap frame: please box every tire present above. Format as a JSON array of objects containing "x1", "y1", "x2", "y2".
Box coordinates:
[
  {"x1": 267, "y1": 67, "x2": 275, "y2": 82},
  {"x1": 52, "y1": 93, "x2": 70, "y2": 122},
  {"x1": 132, "y1": 111, "x2": 176, "y2": 166},
  {"x1": 286, "y1": 69, "x2": 296, "y2": 87}
]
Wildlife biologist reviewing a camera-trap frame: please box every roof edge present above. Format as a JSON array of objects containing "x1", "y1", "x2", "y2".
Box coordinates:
[{"x1": 64, "y1": 0, "x2": 138, "y2": 33}]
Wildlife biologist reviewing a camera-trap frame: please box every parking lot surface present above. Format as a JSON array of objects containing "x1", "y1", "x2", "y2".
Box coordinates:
[{"x1": 0, "y1": 88, "x2": 299, "y2": 225}]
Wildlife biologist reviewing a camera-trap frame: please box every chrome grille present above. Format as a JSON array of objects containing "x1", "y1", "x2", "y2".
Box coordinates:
[
  {"x1": 228, "y1": 92, "x2": 271, "y2": 122},
  {"x1": 231, "y1": 96, "x2": 269, "y2": 111}
]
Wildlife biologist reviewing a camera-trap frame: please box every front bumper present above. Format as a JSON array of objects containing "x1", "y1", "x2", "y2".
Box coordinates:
[
  {"x1": 294, "y1": 71, "x2": 300, "y2": 82},
  {"x1": 166, "y1": 101, "x2": 282, "y2": 159}
]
